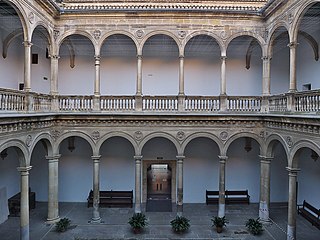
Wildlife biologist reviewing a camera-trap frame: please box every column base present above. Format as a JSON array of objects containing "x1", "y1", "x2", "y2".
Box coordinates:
[
  {"x1": 89, "y1": 217, "x2": 103, "y2": 224},
  {"x1": 218, "y1": 203, "x2": 225, "y2": 217},
  {"x1": 46, "y1": 216, "x2": 60, "y2": 224},
  {"x1": 259, "y1": 201, "x2": 270, "y2": 222},
  {"x1": 287, "y1": 224, "x2": 296, "y2": 240}
]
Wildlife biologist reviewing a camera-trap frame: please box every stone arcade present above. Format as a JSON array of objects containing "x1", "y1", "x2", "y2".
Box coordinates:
[{"x1": 0, "y1": 0, "x2": 320, "y2": 240}]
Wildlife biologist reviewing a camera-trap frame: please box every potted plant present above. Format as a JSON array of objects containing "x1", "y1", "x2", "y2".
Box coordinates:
[
  {"x1": 128, "y1": 212, "x2": 148, "y2": 234},
  {"x1": 170, "y1": 215, "x2": 190, "y2": 233},
  {"x1": 55, "y1": 218, "x2": 71, "y2": 232},
  {"x1": 245, "y1": 218, "x2": 263, "y2": 235},
  {"x1": 211, "y1": 216, "x2": 228, "y2": 233}
]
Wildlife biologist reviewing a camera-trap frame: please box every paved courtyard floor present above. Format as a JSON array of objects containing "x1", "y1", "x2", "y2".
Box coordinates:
[{"x1": 0, "y1": 202, "x2": 319, "y2": 239}]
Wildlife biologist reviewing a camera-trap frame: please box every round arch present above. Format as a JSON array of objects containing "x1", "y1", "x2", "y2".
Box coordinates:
[
  {"x1": 139, "y1": 132, "x2": 180, "y2": 156},
  {"x1": 0, "y1": 139, "x2": 29, "y2": 167},
  {"x1": 183, "y1": 31, "x2": 224, "y2": 55},
  {"x1": 96, "y1": 132, "x2": 138, "y2": 156},
  {"x1": 57, "y1": 30, "x2": 96, "y2": 50},
  {"x1": 290, "y1": 140, "x2": 320, "y2": 168},
  {"x1": 267, "y1": 23, "x2": 290, "y2": 57},
  {"x1": 181, "y1": 132, "x2": 223, "y2": 154},
  {"x1": 223, "y1": 132, "x2": 263, "y2": 156},
  {"x1": 265, "y1": 134, "x2": 289, "y2": 159},
  {"x1": 54, "y1": 131, "x2": 95, "y2": 155},
  {"x1": 140, "y1": 31, "x2": 181, "y2": 55},
  {"x1": 29, "y1": 133, "x2": 54, "y2": 158},
  {"x1": 31, "y1": 22, "x2": 53, "y2": 48}
]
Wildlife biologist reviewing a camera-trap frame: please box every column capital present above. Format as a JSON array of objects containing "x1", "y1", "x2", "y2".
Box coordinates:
[
  {"x1": 287, "y1": 42, "x2": 298, "y2": 49},
  {"x1": 218, "y1": 155, "x2": 228, "y2": 162},
  {"x1": 134, "y1": 155, "x2": 143, "y2": 161},
  {"x1": 179, "y1": 55, "x2": 184, "y2": 59},
  {"x1": 46, "y1": 154, "x2": 61, "y2": 162},
  {"x1": 261, "y1": 56, "x2": 271, "y2": 61},
  {"x1": 221, "y1": 56, "x2": 227, "y2": 60},
  {"x1": 176, "y1": 155, "x2": 185, "y2": 161},
  {"x1": 137, "y1": 55, "x2": 142, "y2": 60},
  {"x1": 286, "y1": 167, "x2": 300, "y2": 176},
  {"x1": 50, "y1": 55, "x2": 60, "y2": 60},
  {"x1": 259, "y1": 155, "x2": 273, "y2": 164},
  {"x1": 17, "y1": 166, "x2": 32, "y2": 174},
  {"x1": 91, "y1": 155, "x2": 101, "y2": 161},
  {"x1": 23, "y1": 41, "x2": 33, "y2": 47},
  {"x1": 94, "y1": 55, "x2": 101, "y2": 61}
]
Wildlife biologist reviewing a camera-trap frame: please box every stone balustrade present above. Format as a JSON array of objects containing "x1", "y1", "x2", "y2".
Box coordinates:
[{"x1": 0, "y1": 88, "x2": 320, "y2": 115}]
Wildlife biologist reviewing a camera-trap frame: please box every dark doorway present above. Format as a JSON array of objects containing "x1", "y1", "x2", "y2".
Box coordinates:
[{"x1": 146, "y1": 164, "x2": 172, "y2": 212}]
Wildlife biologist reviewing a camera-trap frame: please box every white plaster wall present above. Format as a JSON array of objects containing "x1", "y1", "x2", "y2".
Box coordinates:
[
  {"x1": 100, "y1": 57, "x2": 136, "y2": 95},
  {"x1": 30, "y1": 143, "x2": 48, "y2": 202},
  {"x1": 185, "y1": 57, "x2": 220, "y2": 96},
  {"x1": 226, "y1": 138, "x2": 260, "y2": 203},
  {"x1": 184, "y1": 138, "x2": 220, "y2": 203},
  {"x1": 0, "y1": 148, "x2": 20, "y2": 199},
  {"x1": 0, "y1": 34, "x2": 24, "y2": 90},
  {"x1": 58, "y1": 137, "x2": 93, "y2": 202},
  {"x1": 297, "y1": 148, "x2": 320, "y2": 209},
  {"x1": 100, "y1": 137, "x2": 135, "y2": 192},
  {"x1": 31, "y1": 45, "x2": 50, "y2": 94}
]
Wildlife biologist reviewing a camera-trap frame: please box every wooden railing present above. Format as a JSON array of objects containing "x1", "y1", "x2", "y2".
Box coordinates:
[{"x1": 0, "y1": 88, "x2": 319, "y2": 115}]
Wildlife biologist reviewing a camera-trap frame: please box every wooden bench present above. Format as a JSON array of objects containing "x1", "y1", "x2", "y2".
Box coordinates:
[
  {"x1": 206, "y1": 190, "x2": 219, "y2": 205},
  {"x1": 87, "y1": 190, "x2": 133, "y2": 208},
  {"x1": 298, "y1": 200, "x2": 320, "y2": 229},
  {"x1": 206, "y1": 190, "x2": 250, "y2": 205},
  {"x1": 8, "y1": 189, "x2": 36, "y2": 217},
  {"x1": 225, "y1": 190, "x2": 250, "y2": 204}
]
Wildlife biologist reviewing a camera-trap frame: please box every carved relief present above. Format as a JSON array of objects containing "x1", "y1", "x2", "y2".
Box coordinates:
[
  {"x1": 178, "y1": 30, "x2": 186, "y2": 39},
  {"x1": 135, "y1": 30, "x2": 144, "y2": 39},
  {"x1": 51, "y1": 130, "x2": 61, "y2": 140},
  {"x1": 176, "y1": 131, "x2": 186, "y2": 141},
  {"x1": 26, "y1": 135, "x2": 32, "y2": 147},
  {"x1": 93, "y1": 30, "x2": 101, "y2": 40},
  {"x1": 286, "y1": 136, "x2": 293, "y2": 148},
  {"x1": 220, "y1": 131, "x2": 228, "y2": 141},
  {"x1": 28, "y1": 12, "x2": 35, "y2": 24},
  {"x1": 92, "y1": 131, "x2": 100, "y2": 140},
  {"x1": 134, "y1": 131, "x2": 143, "y2": 141},
  {"x1": 53, "y1": 29, "x2": 60, "y2": 41}
]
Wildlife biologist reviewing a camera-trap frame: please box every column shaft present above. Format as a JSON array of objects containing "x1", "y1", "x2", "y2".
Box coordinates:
[
  {"x1": 94, "y1": 56, "x2": 101, "y2": 96},
  {"x1": 218, "y1": 156, "x2": 227, "y2": 217},
  {"x1": 136, "y1": 55, "x2": 142, "y2": 95},
  {"x1": 179, "y1": 56, "x2": 185, "y2": 95},
  {"x1": 46, "y1": 155, "x2": 60, "y2": 223},
  {"x1": 286, "y1": 167, "x2": 299, "y2": 240},
  {"x1": 23, "y1": 41, "x2": 32, "y2": 92},
  {"x1": 134, "y1": 156, "x2": 142, "y2": 213},
  {"x1": 289, "y1": 42, "x2": 298, "y2": 92},
  {"x1": 259, "y1": 156, "x2": 272, "y2": 221},
  {"x1": 176, "y1": 156, "x2": 184, "y2": 215},
  {"x1": 18, "y1": 166, "x2": 32, "y2": 240},
  {"x1": 220, "y1": 56, "x2": 227, "y2": 95},
  {"x1": 92, "y1": 156, "x2": 101, "y2": 222},
  {"x1": 262, "y1": 56, "x2": 271, "y2": 96},
  {"x1": 50, "y1": 55, "x2": 59, "y2": 95}
]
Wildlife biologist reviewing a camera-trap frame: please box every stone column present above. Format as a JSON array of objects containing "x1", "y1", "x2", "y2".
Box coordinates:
[
  {"x1": 288, "y1": 42, "x2": 298, "y2": 93},
  {"x1": 136, "y1": 55, "x2": 142, "y2": 96},
  {"x1": 91, "y1": 155, "x2": 101, "y2": 222},
  {"x1": 176, "y1": 156, "x2": 184, "y2": 215},
  {"x1": 262, "y1": 56, "x2": 271, "y2": 96},
  {"x1": 17, "y1": 166, "x2": 32, "y2": 240},
  {"x1": 46, "y1": 155, "x2": 60, "y2": 224},
  {"x1": 50, "y1": 55, "x2": 60, "y2": 95},
  {"x1": 259, "y1": 156, "x2": 272, "y2": 222},
  {"x1": 179, "y1": 55, "x2": 185, "y2": 96},
  {"x1": 286, "y1": 167, "x2": 300, "y2": 240},
  {"x1": 220, "y1": 56, "x2": 227, "y2": 96},
  {"x1": 23, "y1": 41, "x2": 32, "y2": 92},
  {"x1": 94, "y1": 55, "x2": 101, "y2": 96},
  {"x1": 218, "y1": 155, "x2": 227, "y2": 217},
  {"x1": 134, "y1": 155, "x2": 142, "y2": 213}
]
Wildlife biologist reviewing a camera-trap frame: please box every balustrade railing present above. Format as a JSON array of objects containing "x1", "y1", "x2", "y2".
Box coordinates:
[
  {"x1": 58, "y1": 95, "x2": 93, "y2": 111},
  {"x1": 143, "y1": 96, "x2": 178, "y2": 111},
  {"x1": 295, "y1": 90, "x2": 320, "y2": 113},
  {"x1": 227, "y1": 96, "x2": 261, "y2": 112},
  {"x1": 185, "y1": 96, "x2": 220, "y2": 111},
  {"x1": 101, "y1": 96, "x2": 135, "y2": 111},
  {"x1": 1, "y1": 88, "x2": 320, "y2": 115}
]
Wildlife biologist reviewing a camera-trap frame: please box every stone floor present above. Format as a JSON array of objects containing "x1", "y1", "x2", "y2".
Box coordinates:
[{"x1": 0, "y1": 202, "x2": 319, "y2": 240}]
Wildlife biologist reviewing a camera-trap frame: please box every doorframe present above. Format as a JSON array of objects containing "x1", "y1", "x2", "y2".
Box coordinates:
[{"x1": 142, "y1": 160, "x2": 176, "y2": 204}]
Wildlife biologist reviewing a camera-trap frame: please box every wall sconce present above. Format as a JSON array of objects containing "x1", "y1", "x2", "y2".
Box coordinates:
[
  {"x1": 244, "y1": 137, "x2": 252, "y2": 152},
  {"x1": 1, "y1": 149, "x2": 8, "y2": 160},
  {"x1": 311, "y1": 150, "x2": 318, "y2": 162},
  {"x1": 68, "y1": 137, "x2": 75, "y2": 152}
]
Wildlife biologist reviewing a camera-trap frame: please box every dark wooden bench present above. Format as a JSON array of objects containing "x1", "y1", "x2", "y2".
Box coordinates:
[
  {"x1": 206, "y1": 190, "x2": 219, "y2": 205},
  {"x1": 206, "y1": 190, "x2": 250, "y2": 205},
  {"x1": 87, "y1": 190, "x2": 133, "y2": 208},
  {"x1": 225, "y1": 190, "x2": 250, "y2": 204},
  {"x1": 8, "y1": 189, "x2": 36, "y2": 217},
  {"x1": 298, "y1": 200, "x2": 320, "y2": 229}
]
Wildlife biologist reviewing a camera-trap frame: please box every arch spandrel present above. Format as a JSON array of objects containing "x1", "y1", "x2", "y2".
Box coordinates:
[
  {"x1": 138, "y1": 132, "x2": 180, "y2": 156},
  {"x1": 181, "y1": 132, "x2": 223, "y2": 155},
  {"x1": 96, "y1": 132, "x2": 138, "y2": 157}
]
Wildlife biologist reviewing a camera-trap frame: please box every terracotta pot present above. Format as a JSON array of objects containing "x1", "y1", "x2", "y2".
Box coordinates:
[
  {"x1": 216, "y1": 226, "x2": 223, "y2": 233},
  {"x1": 133, "y1": 228, "x2": 142, "y2": 234}
]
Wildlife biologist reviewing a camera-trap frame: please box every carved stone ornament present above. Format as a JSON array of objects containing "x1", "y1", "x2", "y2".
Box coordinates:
[
  {"x1": 286, "y1": 136, "x2": 293, "y2": 148},
  {"x1": 178, "y1": 30, "x2": 186, "y2": 39},
  {"x1": 28, "y1": 12, "x2": 35, "y2": 24},
  {"x1": 92, "y1": 131, "x2": 100, "y2": 140},
  {"x1": 220, "y1": 30, "x2": 227, "y2": 39},
  {"x1": 134, "y1": 131, "x2": 143, "y2": 141},
  {"x1": 93, "y1": 30, "x2": 101, "y2": 40},
  {"x1": 51, "y1": 130, "x2": 61, "y2": 140},
  {"x1": 176, "y1": 131, "x2": 186, "y2": 141},
  {"x1": 220, "y1": 131, "x2": 228, "y2": 141},
  {"x1": 259, "y1": 131, "x2": 265, "y2": 140},
  {"x1": 287, "y1": 12, "x2": 294, "y2": 24},
  {"x1": 53, "y1": 29, "x2": 60, "y2": 41},
  {"x1": 26, "y1": 135, "x2": 32, "y2": 147},
  {"x1": 135, "y1": 30, "x2": 144, "y2": 39}
]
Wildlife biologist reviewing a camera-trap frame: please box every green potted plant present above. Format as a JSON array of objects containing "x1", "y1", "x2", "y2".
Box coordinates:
[
  {"x1": 170, "y1": 215, "x2": 190, "y2": 233},
  {"x1": 211, "y1": 216, "x2": 228, "y2": 233},
  {"x1": 128, "y1": 212, "x2": 148, "y2": 234},
  {"x1": 246, "y1": 218, "x2": 263, "y2": 235},
  {"x1": 55, "y1": 218, "x2": 71, "y2": 232}
]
